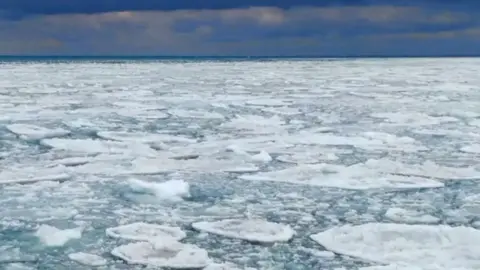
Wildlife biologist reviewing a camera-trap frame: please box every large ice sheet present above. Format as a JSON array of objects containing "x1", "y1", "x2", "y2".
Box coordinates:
[
  {"x1": 111, "y1": 239, "x2": 210, "y2": 268},
  {"x1": 40, "y1": 138, "x2": 157, "y2": 156},
  {"x1": 311, "y1": 223, "x2": 480, "y2": 269},
  {"x1": 35, "y1": 225, "x2": 83, "y2": 247},
  {"x1": 106, "y1": 222, "x2": 186, "y2": 242},
  {"x1": 192, "y1": 219, "x2": 295, "y2": 243},
  {"x1": 239, "y1": 163, "x2": 444, "y2": 190},
  {"x1": 68, "y1": 252, "x2": 107, "y2": 266},
  {"x1": 5, "y1": 123, "x2": 70, "y2": 140}
]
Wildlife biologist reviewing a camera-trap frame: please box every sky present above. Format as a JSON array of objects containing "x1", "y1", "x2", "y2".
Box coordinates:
[{"x1": 0, "y1": 0, "x2": 479, "y2": 56}]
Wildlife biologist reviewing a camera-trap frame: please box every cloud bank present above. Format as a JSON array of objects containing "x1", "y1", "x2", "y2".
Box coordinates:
[{"x1": 0, "y1": 0, "x2": 479, "y2": 56}]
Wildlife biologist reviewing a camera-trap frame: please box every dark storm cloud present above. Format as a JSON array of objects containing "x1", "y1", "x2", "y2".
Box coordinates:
[
  {"x1": 0, "y1": 0, "x2": 479, "y2": 56},
  {"x1": 2, "y1": 0, "x2": 478, "y2": 16}
]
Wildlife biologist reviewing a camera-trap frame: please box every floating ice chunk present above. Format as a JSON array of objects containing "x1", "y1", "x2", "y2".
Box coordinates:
[
  {"x1": 111, "y1": 240, "x2": 209, "y2": 268},
  {"x1": 261, "y1": 107, "x2": 302, "y2": 115},
  {"x1": 370, "y1": 112, "x2": 459, "y2": 126},
  {"x1": 360, "y1": 264, "x2": 424, "y2": 270},
  {"x1": 41, "y1": 138, "x2": 157, "y2": 156},
  {"x1": 246, "y1": 99, "x2": 291, "y2": 107},
  {"x1": 364, "y1": 158, "x2": 480, "y2": 180},
  {"x1": 0, "y1": 166, "x2": 71, "y2": 185},
  {"x1": 310, "y1": 223, "x2": 480, "y2": 269},
  {"x1": 251, "y1": 151, "x2": 272, "y2": 163},
  {"x1": 469, "y1": 119, "x2": 480, "y2": 127},
  {"x1": 6, "y1": 124, "x2": 70, "y2": 140},
  {"x1": 35, "y1": 225, "x2": 83, "y2": 247},
  {"x1": 221, "y1": 115, "x2": 286, "y2": 135},
  {"x1": 385, "y1": 208, "x2": 439, "y2": 224},
  {"x1": 168, "y1": 109, "x2": 224, "y2": 119},
  {"x1": 4, "y1": 264, "x2": 35, "y2": 270},
  {"x1": 276, "y1": 152, "x2": 338, "y2": 164},
  {"x1": 126, "y1": 179, "x2": 190, "y2": 201},
  {"x1": 54, "y1": 157, "x2": 90, "y2": 167},
  {"x1": 239, "y1": 164, "x2": 444, "y2": 190},
  {"x1": 96, "y1": 131, "x2": 197, "y2": 144},
  {"x1": 204, "y1": 262, "x2": 244, "y2": 270},
  {"x1": 106, "y1": 222, "x2": 186, "y2": 242},
  {"x1": 461, "y1": 145, "x2": 480, "y2": 154},
  {"x1": 68, "y1": 252, "x2": 107, "y2": 266},
  {"x1": 192, "y1": 219, "x2": 295, "y2": 243},
  {"x1": 223, "y1": 166, "x2": 260, "y2": 173}
]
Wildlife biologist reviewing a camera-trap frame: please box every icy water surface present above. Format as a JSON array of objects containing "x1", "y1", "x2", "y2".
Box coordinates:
[{"x1": 0, "y1": 58, "x2": 480, "y2": 269}]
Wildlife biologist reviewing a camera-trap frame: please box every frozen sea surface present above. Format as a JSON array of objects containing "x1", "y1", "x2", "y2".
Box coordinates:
[{"x1": 0, "y1": 58, "x2": 480, "y2": 269}]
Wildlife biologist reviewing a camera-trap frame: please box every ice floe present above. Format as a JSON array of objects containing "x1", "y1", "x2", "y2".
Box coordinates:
[
  {"x1": 35, "y1": 225, "x2": 83, "y2": 247},
  {"x1": 5, "y1": 123, "x2": 70, "y2": 140},
  {"x1": 111, "y1": 239, "x2": 210, "y2": 268},
  {"x1": 126, "y1": 178, "x2": 190, "y2": 201},
  {"x1": 40, "y1": 138, "x2": 157, "y2": 156},
  {"x1": 68, "y1": 252, "x2": 107, "y2": 266},
  {"x1": 370, "y1": 112, "x2": 459, "y2": 126},
  {"x1": 191, "y1": 219, "x2": 295, "y2": 243},
  {"x1": 96, "y1": 131, "x2": 197, "y2": 144},
  {"x1": 168, "y1": 109, "x2": 225, "y2": 119},
  {"x1": 384, "y1": 207, "x2": 439, "y2": 224},
  {"x1": 0, "y1": 166, "x2": 71, "y2": 185},
  {"x1": 239, "y1": 163, "x2": 444, "y2": 190},
  {"x1": 106, "y1": 222, "x2": 186, "y2": 242},
  {"x1": 311, "y1": 223, "x2": 480, "y2": 269},
  {"x1": 220, "y1": 115, "x2": 287, "y2": 135}
]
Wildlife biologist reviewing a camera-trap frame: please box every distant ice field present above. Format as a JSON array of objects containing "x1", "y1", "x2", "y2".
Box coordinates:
[{"x1": 0, "y1": 58, "x2": 480, "y2": 269}]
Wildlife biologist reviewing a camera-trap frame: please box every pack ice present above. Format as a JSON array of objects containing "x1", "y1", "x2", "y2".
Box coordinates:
[
  {"x1": 6, "y1": 123, "x2": 70, "y2": 140},
  {"x1": 192, "y1": 219, "x2": 295, "y2": 243},
  {"x1": 310, "y1": 223, "x2": 480, "y2": 269}
]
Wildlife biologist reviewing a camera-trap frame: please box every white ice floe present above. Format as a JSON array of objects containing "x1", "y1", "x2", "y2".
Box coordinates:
[
  {"x1": 35, "y1": 225, "x2": 83, "y2": 247},
  {"x1": 310, "y1": 223, "x2": 480, "y2": 269},
  {"x1": 168, "y1": 109, "x2": 225, "y2": 119},
  {"x1": 128, "y1": 156, "x2": 259, "y2": 174},
  {"x1": 363, "y1": 158, "x2": 480, "y2": 180},
  {"x1": 276, "y1": 152, "x2": 338, "y2": 164},
  {"x1": 250, "y1": 150, "x2": 273, "y2": 163},
  {"x1": 68, "y1": 252, "x2": 107, "y2": 266},
  {"x1": 220, "y1": 115, "x2": 286, "y2": 135},
  {"x1": 370, "y1": 112, "x2": 459, "y2": 126},
  {"x1": 360, "y1": 132, "x2": 427, "y2": 152},
  {"x1": 461, "y1": 145, "x2": 480, "y2": 154},
  {"x1": 40, "y1": 138, "x2": 157, "y2": 156},
  {"x1": 106, "y1": 222, "x2": 186, "y2": 242},
  {"x1": 96, "y1": 131, "x2": 197, "y2": 144},
  {"x1": 384, "y1": 208, "x2": 439, "y2": 224},
  {"x1": 261, "y1": 107, "x2": 302, "y2": 116},
  {"x1": 245, "y1": 99, "x2": 292, "y2": 107},
  {"x1": 469, "y1": 119, "x2": 480, "y2": 127},
  {"x1": 238, "y1": 163, "x2": 444, "y2": 190},
  {"x1": 6, "y1": 123, "x2": 70, "y2": 140},
  {"x1": 0, "y1": 166, "x2": 71, "y2": 185},
  {"x1": 191, "y1": 219, "x2": 295, "y2": 243},
  {"x1": 126, "y1": 178, "x2": 190, "y2": 201},
  {"x1": 111, "y1": 239, "x2": 210, "y2": 268}
]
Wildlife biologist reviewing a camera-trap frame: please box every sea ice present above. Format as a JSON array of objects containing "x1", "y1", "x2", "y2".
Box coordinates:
[
  {"x1": 111, "y1": 239, "x2": 210, "y2": 268},
  {"x1": 35, "y1": 225, "x2": 83, "y2": 247},
  {"x1": 370, "y1": 112, "x2": 459, "y2": 126},
  {"x1": 96, "y1": 131, "x2": 197, "y2": 144},
  {"x1": 5, "y1": 123, "x2": 70, "y2": 140},
  {"x1": 238, "y1": 163, "x2": 444, "y2": 190},
  {"x1": 168, "y1": 109, "x2": 225, "y2": 119},
  {"x1": 0, "y1": 166, "x2": 71, "y2": 185},
  {"x1": 68, "y1": 252, "x2": 107, "y2": 266},
  {"x1": 311, "y1": 223, "x2": 480, "y2": 269},
  {"x1": 106, "y1": 222, "x2": 186, "y2": 242},
  {"x1": 220, "y1": 115, "x2": 286, "y2": 135},
  {"x1": 191, "y1": 219, "x2": 295, "y2": 243},
  {"x1": 126, "y1": 178, "x2": 190, "y2": 201},
  {"x1": 40, "y1": 138, "x2": 157, "y2": 156},
  {"x1": 384, "y1": 207, "x2": 439, "y2": 224}
]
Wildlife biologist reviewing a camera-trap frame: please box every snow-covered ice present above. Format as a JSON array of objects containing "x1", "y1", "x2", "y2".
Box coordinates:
[
  {"x1": 311, "y1": 223, "x2": 480, "y2": 269},
  {"x1": 192, "y1": 219, "x2": 295, "y2": 243},
  {"x1": 111, "y1": 239, "x2": 210, "y2": 268},
  {"x1": 106, "y1": 222, "x2": 186, "y2": 241},
  {"x1": 35, "y1": 225, "x2": 83, "y2": 247},
  {"x1": 68, "y1": 252, "x2": 107, "y2": 266},
  {"x1": 1, "y1": 58, "x2": 480, "y2": 269}
]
